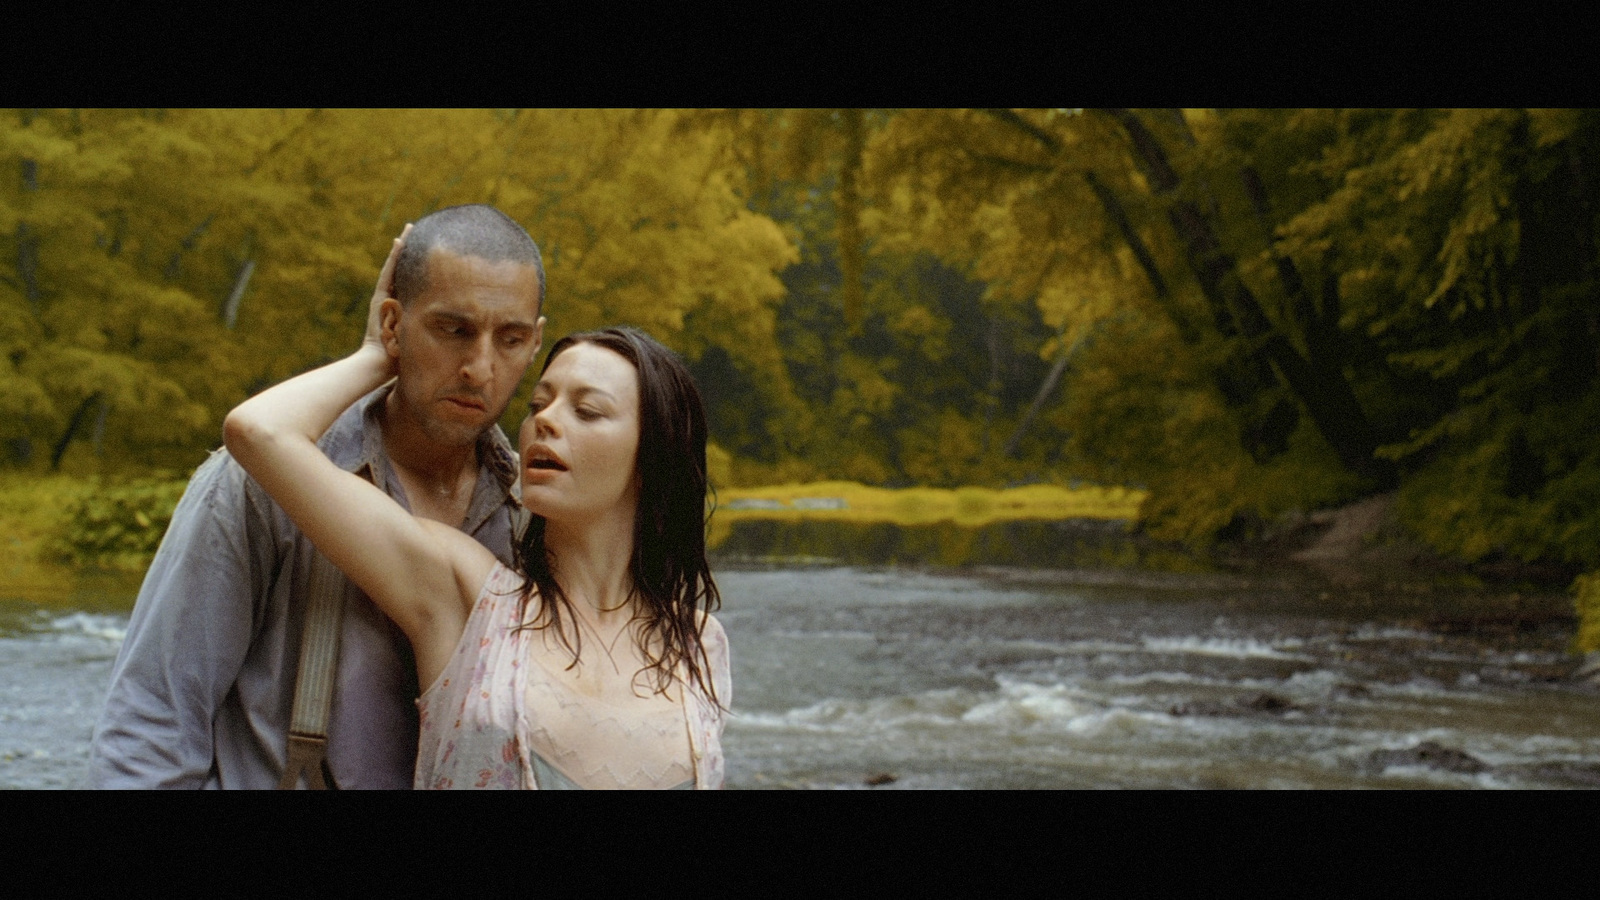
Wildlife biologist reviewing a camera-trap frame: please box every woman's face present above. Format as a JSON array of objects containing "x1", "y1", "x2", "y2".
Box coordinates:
[{"x1": 518, "y1": 342, "x2": 641, "y2": 526}]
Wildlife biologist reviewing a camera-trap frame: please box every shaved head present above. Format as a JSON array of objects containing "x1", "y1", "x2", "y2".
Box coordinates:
[{"x1": 394, "y1": 204, "x2": 545, "y2": 311}]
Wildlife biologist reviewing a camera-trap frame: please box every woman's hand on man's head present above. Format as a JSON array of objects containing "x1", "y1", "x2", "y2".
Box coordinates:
[{"x1": 363, "y1": 223, "x2": 412, "y2": 357}]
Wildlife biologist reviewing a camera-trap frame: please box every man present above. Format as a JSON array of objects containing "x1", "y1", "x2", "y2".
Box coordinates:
[{"x1": 89, "y1": 204, "x2": 546, "y2": 788}]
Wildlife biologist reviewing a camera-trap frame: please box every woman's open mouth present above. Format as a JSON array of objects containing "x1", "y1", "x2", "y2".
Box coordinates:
[{"x1": 525, "y1": 445, "x2": 568, "y2": 471}]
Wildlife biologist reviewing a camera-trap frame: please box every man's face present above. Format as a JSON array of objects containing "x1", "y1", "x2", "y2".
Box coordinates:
[{"x1": 383, "y1": 248, "x2": 545, "y2": 449}]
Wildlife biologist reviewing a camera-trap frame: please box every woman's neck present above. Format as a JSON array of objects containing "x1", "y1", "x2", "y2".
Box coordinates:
[{"x1": 543, "y1": 511, "x2": 638, "y2": 626}]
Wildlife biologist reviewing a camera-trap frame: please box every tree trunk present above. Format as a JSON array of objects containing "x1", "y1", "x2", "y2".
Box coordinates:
[
  {"x1": 17, "y1": 158, "x2": 41, "y2": 314},
  {"x1": 164, "y1": 215, "x2": 215, "y2": 281},
  {"x1": 1240, "y1": 166, "x2": 1341, "y2": 365},
  {"x1": 1100, "y1": 109, "x2": 1393, "y2": 484},
  {"x1": 1082, "y1": 169, "x2": 1203, "y2": 342},
  {"x1": 91, "y1": 396, "x2": 109, "y2": 457},
  {"x1": 981, "y1": 319, "x2": 1003, "y2": 453},
  {"x1": 51, "y1": 391, "x2": 104, "y2": 471},
  {"x1": 1004, "y1": 326, "x2": 1074, "y2": 459},
  {"x1": 222, "y1": 258, "x2": 256, "y2": 328},
  {"x1": 16, "y1": 222, "x2": 41, "y2": 314},
  {"x1": 836, "y1": 108, "x2": 866, "y2": 327}
]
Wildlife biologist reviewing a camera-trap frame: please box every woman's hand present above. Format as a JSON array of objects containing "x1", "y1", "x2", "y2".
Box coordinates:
[
  {"x1": 223, "y1": 218, "x2": 482, "y2": 671},
  {"x1": 363, "y1": 223, "x2": 412, "y2": 353}
]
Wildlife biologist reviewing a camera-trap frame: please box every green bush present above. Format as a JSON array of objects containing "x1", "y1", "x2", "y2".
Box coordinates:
[{"x1": 49, "y1": 477, "x2": 188, "y2": 571}]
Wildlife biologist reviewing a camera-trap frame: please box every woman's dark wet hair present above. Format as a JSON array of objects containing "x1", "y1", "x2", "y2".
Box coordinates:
[{"x1": 513, "y1": 326, "x2": 722, "y2": 707}]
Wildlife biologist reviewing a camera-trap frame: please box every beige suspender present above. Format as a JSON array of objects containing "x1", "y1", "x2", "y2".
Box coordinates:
[
  {"x1": 275, "y1": 460, "x2": 515, "y2": 789},
  {"x1": 278, "y1": 550, "x2": 348, "y2": 790}
]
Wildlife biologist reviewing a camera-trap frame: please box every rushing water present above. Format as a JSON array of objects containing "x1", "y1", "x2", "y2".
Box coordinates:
[
  {"x1": 715, "y1": 565, "x2": 1599, "y2": 789},
  {"x1": 4, "y1": 521, "x2": 1598, "y2": 789}
]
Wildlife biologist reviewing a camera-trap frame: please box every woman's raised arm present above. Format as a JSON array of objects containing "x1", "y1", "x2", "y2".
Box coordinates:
[{"x1": 222, "y1": 227, "x2": 486, "y2": 672}]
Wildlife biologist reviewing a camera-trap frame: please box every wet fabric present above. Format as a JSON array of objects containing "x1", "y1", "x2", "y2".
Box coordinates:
[
  {"x1": 415, "y1": 563, "x2": 729, "y2": 790},
  {"x1": 529, "y1": 752, "x2": 694, "y2": 790},
  {"x1": 522, "y1": 638, "x2": 695, "y2": 789},
  {"x1": 89, "y1": 386, "x2": 522, "y2": 789}
]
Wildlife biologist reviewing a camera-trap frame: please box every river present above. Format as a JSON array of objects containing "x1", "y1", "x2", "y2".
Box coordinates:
[{"x1": 4, "y1": 520, "x2": 1598, "y2": 789}]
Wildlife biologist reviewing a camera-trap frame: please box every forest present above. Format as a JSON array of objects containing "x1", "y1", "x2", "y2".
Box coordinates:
[{"x1": 4, "y1": 109, "x2": 1599, "y2": 645}]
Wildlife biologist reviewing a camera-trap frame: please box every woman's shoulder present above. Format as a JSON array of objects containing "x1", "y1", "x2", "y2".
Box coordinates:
[
  {"x1": 696, "y1": 609, "x2": 726, "y2": 639},
  {"x1": 692, "y1": 609, "x2": 732, "y2": 712},
  {"x1": 453, "y1": 556, "x2": 531, "y2": 624},
  {"x1": 484, "y1": 559, "x2": 528, "y2": 593},
  {"x1": 695, "y1": 610, "x2": 729, "y2": 661}
]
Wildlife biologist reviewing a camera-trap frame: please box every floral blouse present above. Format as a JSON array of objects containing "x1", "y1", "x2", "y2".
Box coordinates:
[{"x1": 415, "y1": 563, "x2": 730, "y2": 789}]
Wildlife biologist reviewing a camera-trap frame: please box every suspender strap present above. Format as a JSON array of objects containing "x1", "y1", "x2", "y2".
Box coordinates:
[
  {"x1": 281, "y1": 734, "x2": 331, "y2": 789},
  {"x1": 277, "y1": 550, "x2": 348, "y2": 790}
]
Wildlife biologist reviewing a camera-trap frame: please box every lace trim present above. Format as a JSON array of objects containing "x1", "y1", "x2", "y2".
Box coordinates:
[{"x1": 522, "y1": 654, "x2": 694, "y2": 790}]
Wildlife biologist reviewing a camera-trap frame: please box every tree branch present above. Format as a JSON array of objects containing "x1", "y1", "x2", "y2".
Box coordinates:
[
  {"x1": 978, "y1": 108, "x2": 1063, "y2": 154},
  {"x1": 51, "y1": 391, "x2": 104, "y2": 471}
]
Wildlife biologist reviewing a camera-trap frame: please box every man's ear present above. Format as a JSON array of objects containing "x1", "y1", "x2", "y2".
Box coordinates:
[
  {"x1": 380, "y1": 298, "x2": 404, "y2": 357},
  {"x1": 531, "y1": 315, "x2": 547, "y2": 356}
]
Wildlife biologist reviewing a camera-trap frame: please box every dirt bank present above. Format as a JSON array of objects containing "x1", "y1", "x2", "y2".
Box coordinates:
[
  {"x1": 1223, "y1": 493, "x2": 1580, "y2": 592},
  {"x1": 1205, "y1": 494, "x2": 1585, "y2": 659}
]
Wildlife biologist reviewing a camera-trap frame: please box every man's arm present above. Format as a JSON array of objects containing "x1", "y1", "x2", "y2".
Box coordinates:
[{"x1": 88, "y1": 450, "x2": 279, "y2": 788}]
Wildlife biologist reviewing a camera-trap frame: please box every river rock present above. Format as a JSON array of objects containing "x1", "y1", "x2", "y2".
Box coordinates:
[
  {"x1": 1365, "y1": 741, "x2": 1488, "y2": 775},
  {"x1": 1330, "y1": 682, "x2": 1372, "y2": 699},
  {"x1": 1516, "y1": 760, "x2": 1600, "y2": 788},
  {"x1": 1169, "y1": 692, "x2": 1300, "y2": 717},
  {"x1": 1241, "y1": 692, "x2": 1296, "y2": 713},
  {"x1": 1169, "y1": 700, "x2": 1230, "y2": 717}
]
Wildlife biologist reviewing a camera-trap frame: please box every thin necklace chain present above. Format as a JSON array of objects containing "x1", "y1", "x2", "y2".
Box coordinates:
[{"x1": 566, "y1": 601, "x2": 638, "y2": 675}]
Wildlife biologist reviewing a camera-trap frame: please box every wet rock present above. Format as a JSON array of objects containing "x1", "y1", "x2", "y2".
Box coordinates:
[
  {"x1": 864, "y1": 772, "x2": 897, "y2": 786},
  {"x1": 1330, "y1": 682, "x2": 1371, "y2": 700},
  {"x1": 1517, "y1": 761, "x2": 1600, "y2": 788},
  {"x1": 1169, "y1": 700, "x2": 1230, "y2": 717},
  {"x1": 1425, "y1": 612, "x2": 1576, "y2": 637},
  {"x1": 1169, "y1": 693, "x2": 1300, "y2": 717},
  {"x1": 1241, "y1": 692, "x2": 1295, "y2": 713},
  {"x1": 1365, "y1": 741, "x2": 1488, "y2": 775}
]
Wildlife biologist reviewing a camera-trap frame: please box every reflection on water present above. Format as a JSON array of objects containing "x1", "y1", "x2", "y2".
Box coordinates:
[
  {"x1": 710, "y1": 518, "x2": 1209, "y2": 573},
  {"x1": 1, "y1": 570, "x2": 145, "y2": 621},
  {"x1": 4, "y1": 521, "x2": 1597, "y2": 789}
]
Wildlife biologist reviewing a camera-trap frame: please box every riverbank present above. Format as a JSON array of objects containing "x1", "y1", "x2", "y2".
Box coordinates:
[
  {"x1": 1219, "y1": 493, "x2": 1581, "y2": 590},
  {"x1": 713, "y1": 481, "x2": 1144, "y2": 526},
  {"x1": 3, "y1": 474, "x2": 1591, "y2": 661},
  {"x1": 0, "y1": 473, "x2": 94, "y2": 600},
  {"x1": 1208, "y1": 493, "x2": 1599, "y2": 673}
]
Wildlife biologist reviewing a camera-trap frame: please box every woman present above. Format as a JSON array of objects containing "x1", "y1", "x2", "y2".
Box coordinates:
[{"x1": 224, "y1": 233, "x2": 727, "y2": 789}]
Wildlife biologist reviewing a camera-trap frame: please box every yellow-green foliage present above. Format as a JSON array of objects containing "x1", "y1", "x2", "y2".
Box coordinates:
[
  {"x1": 2, "y1": 109, "x2": 796, "y2": 471},
  {"x1": 0, "y1": 472, "x2": 100, "y2": 591},
  {"x1": 45, "y1": 474, "x2": 187, "y2": 571},
  {"x1": 708, "y1": 480, "x2": 1143, "y2": 550},
  {"x1": 1572, "y1": 573, "x2": 1600, "y2": 655},
  {"x1": 12, "y1": 107, "x2": 1600, "y2": 568},
  {"x1": 33, "y1": 470, "x2": 185, "y2": 566},
  {"x1": 0, "y1": 471, "x2": 186, "y2": 578},
  {"x1": 0, "y1": 473, "x2": 93, "y2": 567}
]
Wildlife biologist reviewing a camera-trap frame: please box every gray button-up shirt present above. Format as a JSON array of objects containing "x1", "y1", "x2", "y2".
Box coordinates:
[{"x1": 89, "y1": 385, "x2": 522, "y2": 789}]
